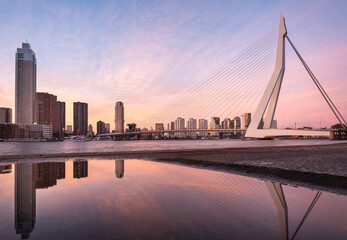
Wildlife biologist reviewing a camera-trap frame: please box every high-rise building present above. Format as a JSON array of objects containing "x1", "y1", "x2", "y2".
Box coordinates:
[
  {"x1": 174, "y1": 117, "x2": 185, "y2": 136},
  {"x1": 15, "y1": 43, "x2": 36, "y2": 125},
  {"x1": 198, "y1": 119, "x2": 208, "y2": 137},
  {"x1": 221, "y1": 118, "x2": 232, "y2": 129},
  {"x1": 115, "y1": 102, "x2": 124, "y2": 133},
  {"x1": 167, "y1": 121, "x2": 175, "y2": 136},
  {"x1": 210, "y1": 117, "x2": 220, "y2": 137},
  {"x1": 57, "y1": 101, "x2": 65, "y2": 139},
  {"x1": 34, "y1": 92, "x2": 58, "y2": 133},
  {"x1": 115, "y1": 160, "x2": 124, "y2": 178},
  {"x1": 230, "y1": 119, "x2": 235, "y2": 129},
  {"x1": 155, "y1": 123, "x2": 164, "y2": 131},
  {"x1": 241, "y1": 113, "x2": 252, "y2": 129},
  {"x1": 187, "y1": 118, "x2": 197, "y2": 137},
  {"x1": 198, "y1": 119, "x2": 208, "y2": 129},
  {"x1": 0, "y1": 107, "x2": 12, "y2": 123},
  {"x1": 15, "y1": 163, "x2": 36, "y2": 239},
  {"x1": 210, "y1": 117, "x2": 220, "y2": 129},
  {"x1": 73, "y1": 102, "x2": 88, "y2": 135},
  {"x1": 174, "y1": 117, "x2": 185, "y2": 130},
  {"x1": 271, "y1": 119, "x2": 278, "y2": 129},
  {"x1": 97, "y1": 121, "x2": 106, "y2": 134},
  {"x1": 233, "y1": 116, "x2": 241, "y2": 129},
  {"x1": 105, "y1": 123, "x2": 110, "y2": 133},
  {"x1": 187, "y1": 118, "x2": 197, "y2": 129}
]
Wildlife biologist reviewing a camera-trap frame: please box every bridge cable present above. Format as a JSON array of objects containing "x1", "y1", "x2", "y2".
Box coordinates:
[
  {"x1": 146, "y1": 30, "x2": 278, "y2": 129},
  {"x1": 285, "y1": 35, "x2": 346, "y2": 125},
  {"x1": 139, "y1": 29, "x2": 276, "y2": 128},
  {"x1": 142, "y1": 29, "x2": 277, "y2": 128},
  {"x1": 139, "y1": 27, "x2": 278, "y2": 129}
]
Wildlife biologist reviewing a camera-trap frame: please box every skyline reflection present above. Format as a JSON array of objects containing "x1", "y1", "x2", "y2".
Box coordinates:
[
  {"x1": 15, "y1": 163, "x2": 36, "y2": 239},
  {"x1": 73, "y1": 160, "x2": 88, "y2": 179},
  {"x1": 0, "y1": 160, "x2": 343, "y2": 239},
  {"x1": 0, "y1": 164, "x2": 12, "y2": 174},
  {"x1": 115, "y1": 160, "x2": 124, "y2": 178}
]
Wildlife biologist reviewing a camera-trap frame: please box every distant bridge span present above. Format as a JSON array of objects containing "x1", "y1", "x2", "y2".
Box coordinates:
[
  {"x1": 99, "y1": 128, "x2": 330, "y2": 138},
  {"x1": 99, "y1": 128, "x2": 245, "y2": 137}
]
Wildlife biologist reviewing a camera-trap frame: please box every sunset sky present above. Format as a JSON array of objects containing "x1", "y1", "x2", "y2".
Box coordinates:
[{"x1": 0, "y1": 0, "x2": 346, "y2": 130}]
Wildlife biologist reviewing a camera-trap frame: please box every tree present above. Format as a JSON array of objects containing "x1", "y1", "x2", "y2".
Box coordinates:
[{"x1": 331, "y1": 123, "x2": 346, "y2": 129}]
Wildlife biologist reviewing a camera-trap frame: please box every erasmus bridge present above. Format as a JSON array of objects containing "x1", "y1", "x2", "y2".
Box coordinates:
[{"x1": 101, "y1": 15, "x2": 346, "y2": 139}]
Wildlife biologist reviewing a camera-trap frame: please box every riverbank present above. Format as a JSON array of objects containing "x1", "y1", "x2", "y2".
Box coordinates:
[{"x1": 1, "y1": 142, "x2": 346, "y2": 194}]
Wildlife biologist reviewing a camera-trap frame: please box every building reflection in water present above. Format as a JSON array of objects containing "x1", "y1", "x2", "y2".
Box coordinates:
[
  {"x1": 15, "y1": 162, "x2": 65, "y2": 239},
  {"x1": 115, "y1": 160, "x2": 124, "y2": 178},
  {"x1": 15, "y1": 163, "x2": 36, "y2": 239},
  {"x1": 73, "y1": 160, "x2": 88, "y2": 179},
  {"x1": 0, "y1": 164, "x2": 12, "y2": 174},
  {"x1": 12, "y1": 160, "x2": 324, "y2": 239},
  {"x1": 57, "y1": 162, "x2": 65, "y2": 179},
  {"x1": 35, "y1": 162, "x2": 65, "y2": 189}
]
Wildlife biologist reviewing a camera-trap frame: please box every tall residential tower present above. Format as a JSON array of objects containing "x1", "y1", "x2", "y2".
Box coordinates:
[
  {"x1": 34, "y1": 92, "x2": 58, "y2": 132},
  {"x1": 115, "y1": 102, "x2": 124, "y2": 133},
  {"x1": 73, "y1": 102, "x2": 88, "y2": 135},
  {"x1": 15, "y1": 43, "x2": 36, "y2": 124}
]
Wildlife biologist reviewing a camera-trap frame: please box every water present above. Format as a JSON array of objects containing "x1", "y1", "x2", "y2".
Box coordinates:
[
  {"x1": 0, "y1": 139, "x2": 346, "y2": 155},
  {"x1": 0, "y1": 159, "x2": 346, "y2": 240}
]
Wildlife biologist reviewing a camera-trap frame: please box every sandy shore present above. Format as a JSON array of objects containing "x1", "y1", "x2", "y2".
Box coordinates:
[{"x1": 1, "y1": 142, "x2": 346, "y2": 194}]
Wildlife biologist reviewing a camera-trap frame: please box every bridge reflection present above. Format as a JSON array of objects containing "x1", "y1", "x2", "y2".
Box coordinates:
[{"x1": 11, "y1": 160, "x2": 321, "y2": 239}]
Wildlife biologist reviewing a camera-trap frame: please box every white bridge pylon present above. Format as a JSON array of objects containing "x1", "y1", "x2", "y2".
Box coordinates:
[{"x1": 245, "y1": 15, "x2": 346, "y2": 139}]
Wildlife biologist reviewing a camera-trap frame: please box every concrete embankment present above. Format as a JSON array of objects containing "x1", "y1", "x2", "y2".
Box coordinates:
[{"x1": 1, "y1": 143, "x2": 346, "y2": 194}]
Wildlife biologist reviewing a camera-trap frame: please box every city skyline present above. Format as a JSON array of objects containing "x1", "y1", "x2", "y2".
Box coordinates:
[{"x1": 0, "y1": 1, "x2": 346, "y2": 130}]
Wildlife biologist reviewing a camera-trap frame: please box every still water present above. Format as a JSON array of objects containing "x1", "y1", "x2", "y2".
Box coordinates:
[
  {"x1": 1, "y1": 139, "x2": 346, "y2": 155},
  {"x1": 0, "y1": 159, "x2": 346, "y2": 240}
]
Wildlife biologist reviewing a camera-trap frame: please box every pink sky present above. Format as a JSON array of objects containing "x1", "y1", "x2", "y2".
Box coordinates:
[{"x1": 0, "y1": 0, "x2": 346, "y2": 130}]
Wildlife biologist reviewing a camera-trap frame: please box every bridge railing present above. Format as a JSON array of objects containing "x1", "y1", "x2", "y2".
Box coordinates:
[{"x1": 99, "y1": 128, "x2": 247, "y2": 137}]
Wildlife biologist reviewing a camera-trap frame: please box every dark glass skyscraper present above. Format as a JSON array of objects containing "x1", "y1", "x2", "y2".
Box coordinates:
[
  {"x1": 57, "y1": 101, "x2": 65, "y2": 139},
  {"x1": 97, "y1": 120, "x2": 106, "y2": 134},
  {"x1": 73, "y1": 102, "x2": 88, "y2": 135}
]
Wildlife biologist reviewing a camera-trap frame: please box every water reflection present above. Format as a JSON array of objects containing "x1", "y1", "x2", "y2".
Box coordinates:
[
  {"x1": 0, "y1": 160, "x2": 343, "y2": 239},
  {"x1": 73, "y1": 160, "x2": 88, "y2": 179},
  {"x1": 15, "y1": 163, "x2": 36, "y2": 239},
  {"x1": 14, "y1": 162, "x2": 66, "y2": 239},
  {"x1": 35, "y1": 162, "x2": 65, "y2": 189},
  {"x1": 0, "y1": 164, "x2": 12, "y2": 174},
  {"x1": 267, "y1": 182, "x2": 288, "y2": 240},
  {"x1": 115, "y1": 160, "x2": 124, "y2": 178}
]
